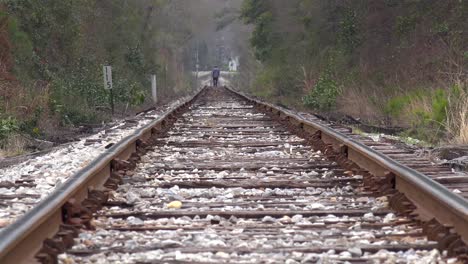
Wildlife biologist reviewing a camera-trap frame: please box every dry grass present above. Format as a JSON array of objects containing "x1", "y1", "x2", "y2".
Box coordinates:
[
  {"x1": 298, "y1": 65, "x2": 315, "y2": 93},
  {"x1": 0, "y1": 134, "x2": 28, "y2": 158},
  {"x1": 405, "y1": 95, "x2": 432, "y2": 114},
  {"x1": 0, "y1": 80, "x2": 59, "y2": 157},
  {"x1": 446, "y1": 88, "x2": 468, "y2": 144},
  {"x1": 337, "y1": 87, "x2": 385, "y2": 122}
]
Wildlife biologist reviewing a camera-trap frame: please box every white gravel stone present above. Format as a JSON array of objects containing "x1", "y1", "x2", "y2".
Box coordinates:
[
  {"x1": 383, "y1": 213, "x2": 396, "y2": 223},
  {"x1": 309, "y1": 203, "x2": 325, "y2": 210},
  {"x1": 205, "y1": 240, "x2": 227, "y2": 247},
  {"x1": 215, "y1": 252, "x2": 230, "y2": 258},
  {"x1": 0, "y1": 96, "x2": 193, "y2": 230},
  {"x1": 363, "y1": 212, "x2": 374, "y2": 220},
  {"x1": 262, "y1": 216, "x2": 277, "y2": 223},
  {"x1": 161, "y1": 240, "x2": 183, "y2": 248},
  {"x1": 291, "y1": 214, "x2": 303, "y2": 223},
  {"x1": 125, "y1": 191, "x2": 141, "y2": 204},
  {"x1": 348, "y1": 247, "x2": 362, "y2": 257}
]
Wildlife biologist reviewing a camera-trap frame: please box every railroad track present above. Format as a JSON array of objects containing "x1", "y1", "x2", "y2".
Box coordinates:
[{"x1": 0, "y1": 87, "x2": 467, "y2": 263}]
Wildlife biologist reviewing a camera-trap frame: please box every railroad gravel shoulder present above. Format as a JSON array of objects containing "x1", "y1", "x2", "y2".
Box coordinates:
[{"x1": 0, "y1": 96, "x2": 193, "y2": 230}]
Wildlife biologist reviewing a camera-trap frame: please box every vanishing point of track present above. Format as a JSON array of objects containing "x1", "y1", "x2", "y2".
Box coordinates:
[{"x1": 0, "y1": 87, "x2": 467, "y2": 263}]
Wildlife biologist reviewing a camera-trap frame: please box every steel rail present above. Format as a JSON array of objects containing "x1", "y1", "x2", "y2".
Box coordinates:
[
  {"x1": 0, "y1": 87, "x2": 206, "y2": 263},
  {"x1": 226, "y1": 86, "x2": 468, "y2": 243},
  {"x1": 1, "y1": 85, "x2": 466, "y2": 263}
]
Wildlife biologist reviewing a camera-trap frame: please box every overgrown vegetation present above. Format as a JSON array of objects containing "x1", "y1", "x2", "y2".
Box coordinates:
[
  {"x1": 447, "y1": 87, "x2": 468, "y2": 144},
  {"x1": 0, "y1": 116, "x2": 23, "y2": 156},
  {"x1": 240, "y1": 0, "x2": 467, "y2": 145},
  {"x1": 303, "y1": 70, "x2": 339, "y2": 111},
  {"x1": 0, "y1": 0, "x2": 201, "y2": 155},
  {"x1": 0, "y1": 116, "x2": 18, "y2": 142}
]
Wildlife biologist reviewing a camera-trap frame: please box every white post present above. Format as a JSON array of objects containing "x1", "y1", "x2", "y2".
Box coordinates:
[
  {"x1": 151, "y1": 74, "x2": 157, "y2": 103},
  {"x1": 196, "y1": 47, "x2": 199, "y2": 86},
  {"x1": 103, "y1": 66, "x2": 113, "y2": 90},
  {"x1": 103, "y1": 66, "x2": 114, "y2": 115}
]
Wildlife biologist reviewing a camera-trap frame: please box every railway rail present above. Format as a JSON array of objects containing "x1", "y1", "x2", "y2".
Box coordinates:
[{"x1": 0, "y1": 87, "x2": 467, "y2": 263}]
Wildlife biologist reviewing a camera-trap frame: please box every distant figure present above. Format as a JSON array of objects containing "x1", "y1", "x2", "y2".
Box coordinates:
[
  {"x1": 212, "y1": 66, "x2": 220, "y2": 87},
  {"x1": 229, "y1": 59, "x2": 238, "y2": 72}
]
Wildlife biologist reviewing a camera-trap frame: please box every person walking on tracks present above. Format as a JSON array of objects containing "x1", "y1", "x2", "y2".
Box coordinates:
[{"x1": 212, "y1": 66, "x2": 220, "y2": 87}]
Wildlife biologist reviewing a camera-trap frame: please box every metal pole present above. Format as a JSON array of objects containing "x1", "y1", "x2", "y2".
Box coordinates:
[
  {"x1": 164, "y1": 63, "x2": 167, "y2": 94},
  {"x1": 151, "y1": 74, "x2": 157, "y2": 103},
  {"x1": 196, "y1": 44, "x2": 199, "y2": 87},
  {"x1": 110, "y1": 88, "x2": 114, "y2": 116}
]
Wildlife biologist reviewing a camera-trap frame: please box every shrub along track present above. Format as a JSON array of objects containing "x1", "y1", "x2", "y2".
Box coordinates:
[{"x1": 0, "y1": 87, "x2": 467, "y2": 263}]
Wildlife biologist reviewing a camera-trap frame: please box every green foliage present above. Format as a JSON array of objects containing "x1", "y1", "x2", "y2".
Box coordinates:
[
  {"x1": 432, "y1": 89, "x2": 448, "y2": 124},
  {"x1": 123, "y1": 82, "x2": 146, "y2": 107},
  {"x1": 254, "y1": 64, "x2": 300, "y2": 99},
  {"x1": 432, "y1": 21, "x2": 449, "y2": 34},
  {"x1": 250, "y1": 12, "x2": 274, "y2": 62},
  {"x1": 240, "y1": 0, "x2": 466, "y2": 144},
  {"x1": 6, "y1": 0, "x2": 81, "y2": 68},
  {"x1": 4, "y1": 14, "x2": 33, "y2": 63},
  {"x1": 240, "y1": 0, "x2": 269, "y2": 24},
  {"x1": 240, "y1": 0, "x2": 274, "y2": 62},
  {"x1": 32, "y1": 127, "x2": 41, "y2": 136},
  {"x1": 338, "y1": 8, "x2": 361, "y2": 53},
  {"x1": 303, "y1": 71, "x2": 339, "y2": 111},
  {"x1": 0, "y1": 117, "x2": 19, "y2": 141},
  {"x1": 1, "y1": 0, "x2": 190, "y2": 129},
  {"x1": 450, "y1": 83, "x2": 462, "y2": 98},
  {"x1": 408, "y1": 109, "x2": 441, "y2": 143},
  {"x1": 126, "y1": 46, "x2": 146, "y2": 75},
  {"x1": 49, "y1": 97, "x2": 92, "y2": 126},
  {"x1": 19, "y1": 107, "x2": 43, "y2": 136},
  {"x1": 60, "y1": 107, "x2": 99, "y2": 126},
  {"x1": 385, "y1": 88, "x2": 450, "y2": 143},
  {"x1": 252, "y1": 67, "x2": 277, "y2": 98},
  {"x1": 384, "y1": 95, "x2": 411, "y2": 118},
  {"x1": 395, "y1": 14, "x2": 417, "y2": 37}
]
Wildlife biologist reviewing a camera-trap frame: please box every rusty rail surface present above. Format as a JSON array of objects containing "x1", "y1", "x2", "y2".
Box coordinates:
[
  {"x1": 0, "y1": 88, "x2": 206, "y2": 263},
  {"x1": 226, "y1": 86, "x2": 468, "y2": 244}
]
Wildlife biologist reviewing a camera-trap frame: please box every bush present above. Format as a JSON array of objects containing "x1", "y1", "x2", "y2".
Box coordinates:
[
  {"x1": 384, "y1": 95, "x2": 411, "y2": 118},
  {"x1": 385, "y1": 88, "x2": 452, "y2": 143},
  {"x1": 128, "y1": 82, "x2": 146, "y2": 106},
  {"x1": 0, "y1": 117, "x2": 19, "y2": 141},
  {"x1": 432, "y1": 89, "x2": 448, "y2": 124},
  {"x1": 303, "y1": 70, "x2": 339, "y2": 111}
]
